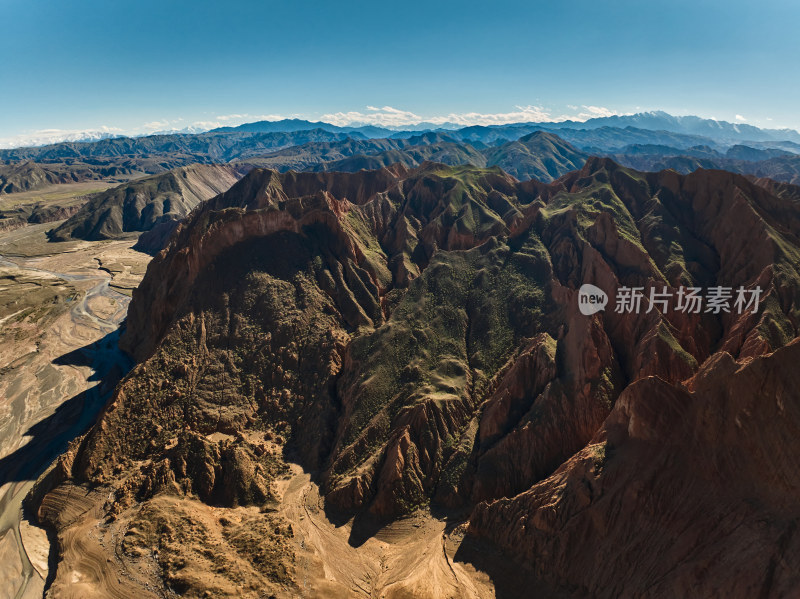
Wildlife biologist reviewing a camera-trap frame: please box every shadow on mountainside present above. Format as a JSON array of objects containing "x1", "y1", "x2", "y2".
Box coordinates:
[
  {"x1": 453, "y1": 534, "x2": 576, "y2": 599},
  {"x1": 0, "y1": 328, "x2": 131, "y2": 488}
]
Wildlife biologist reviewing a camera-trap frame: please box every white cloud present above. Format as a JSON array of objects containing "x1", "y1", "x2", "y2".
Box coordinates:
[
  {"x1": 551, "y1": 105, "x2": 623, "y2": 122},
  {"x1": 577, "y1": 105, "x2": 619, "y2": 119},
  {"x1": 143, "y1": 119, "x2": 171, "y2": 130},
  {"x1": 214, "y1": 113, "x2": 284, "y2": 122},
  {"x1": 140, "y1": 117, "x2": 222, "y2": 134},
  {"x1": 0, "y1": 117, "x2": 222, "y2": 148},
  {"x1": 439, "y1": 106, "x2": 555, "y2": 126},
  {"x1": 185, "y1": 120, "x2": 225, "y2": 131},
  {"x1": 0, "y1": 105, "x2": 630, "y2": 149},
  {"x1": 735, "y1": 114, "x2": 747, "y2": 121},
  {"x1": 0, "y1": 126, "x2": 124, "y2": 149},
  {"x1": 136, "y1": 115, "x2": 289, "y2": 137},
  {"x1": 319, "y1": 105, "x2": 622, "y2": 128},
  {"x1": 321, "y1": 106, "x2": 426, "y2": 127}
]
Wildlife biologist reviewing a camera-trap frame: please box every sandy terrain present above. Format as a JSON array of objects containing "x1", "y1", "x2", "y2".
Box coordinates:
[
  {"x1": 0, "y1": 223, "x2": 149, "y2": 599},
  {"x1": 280, "y1": 467, "x2": 497, "y2": 599},
  {"x1": 39, "y1": 462, "x2": 503, "y2": 599},
  {"x1": 0, "y1": 182, "x2": 120, "y2": 212}
]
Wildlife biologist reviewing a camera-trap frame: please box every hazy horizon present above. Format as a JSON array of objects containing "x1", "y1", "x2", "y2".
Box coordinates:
[{"x1": 2, "y1": 107, "x2": 800, "y2": 150}]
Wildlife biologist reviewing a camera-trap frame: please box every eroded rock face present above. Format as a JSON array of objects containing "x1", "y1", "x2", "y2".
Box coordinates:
[
  {"x1": 469, "y1": 340, "x2": 800, "y2": 597},
  {"x1": 37, "y1": 160, "x2": 800, "y2": 596}
]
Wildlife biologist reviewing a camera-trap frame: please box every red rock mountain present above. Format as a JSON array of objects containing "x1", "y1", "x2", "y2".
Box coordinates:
[{"x1": 34, "y1": 159, "x2": 800, "y2": 597}]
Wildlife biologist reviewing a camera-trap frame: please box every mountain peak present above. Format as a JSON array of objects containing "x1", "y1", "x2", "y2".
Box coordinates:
[
  {"x1": 519, "y1": 130, "x2": 564, "y2": 143},
  {"x1": 580, "y1": 155, "x2": 622, "y2": 174}
]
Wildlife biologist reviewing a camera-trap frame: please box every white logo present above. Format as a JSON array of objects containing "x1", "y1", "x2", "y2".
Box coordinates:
[{"x1": 578, "y1": 284, "x2": 608, "y2": 316}]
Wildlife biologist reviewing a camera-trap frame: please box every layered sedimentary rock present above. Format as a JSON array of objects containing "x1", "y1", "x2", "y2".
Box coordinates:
[{"x1": 35, "y1": 159, "x2": 800, "y2": 597}]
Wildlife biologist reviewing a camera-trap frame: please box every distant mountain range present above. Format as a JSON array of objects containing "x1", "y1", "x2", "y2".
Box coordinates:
[
  {"x1": 540, "y1": 110, "x2": 800, "y2": 143},
  {"x1": 208, "y1": 112, "x2": 800, "y2": 144},
  {"x1": 3, "y1": 113, "x2": 800, "y2": 224},
  {"x1": 3, "y1": 112, "x2": 799, "y2": 161},
  {"x1": 0, "y1": 129, "x2": 365, "y2": 163},
  {"x1": 209, "y1": 118, "x2": 396, "y2": 139},
  {"x1": 5, "y1": 111, "x2": 800, "y2": 152}
]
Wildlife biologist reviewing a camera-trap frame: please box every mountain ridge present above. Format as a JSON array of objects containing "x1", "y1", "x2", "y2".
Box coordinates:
[
  {"x1": 48, "y1": 164, "x2": 248, "y2": 241},
  {"x1": 4, "y1": 111, "x2": 799, "y2": 156}
]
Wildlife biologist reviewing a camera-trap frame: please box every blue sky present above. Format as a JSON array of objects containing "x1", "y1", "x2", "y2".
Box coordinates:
[{"x1": 2, "y1": 0, "x2": 798, "y2": 146}]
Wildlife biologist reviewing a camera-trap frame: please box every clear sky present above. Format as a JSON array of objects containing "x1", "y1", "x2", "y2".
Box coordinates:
[{"x1": 2, "y1": 0, "x2": 799, "y2": 145}]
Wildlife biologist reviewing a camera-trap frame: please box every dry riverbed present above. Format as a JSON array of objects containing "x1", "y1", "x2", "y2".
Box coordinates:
[{"x1": 0, "y1": 222, "x2": 149, "y2": 599}]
